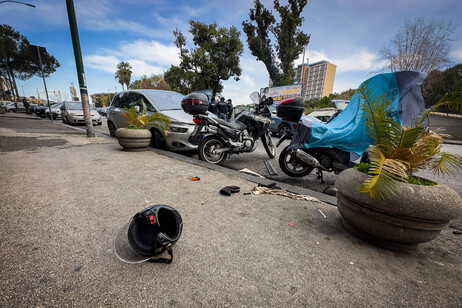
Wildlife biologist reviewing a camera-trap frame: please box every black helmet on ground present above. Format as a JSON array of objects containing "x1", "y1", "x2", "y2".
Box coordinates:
[{"x1": 115, "y1": 205, "x2": 183, "y2": 264}]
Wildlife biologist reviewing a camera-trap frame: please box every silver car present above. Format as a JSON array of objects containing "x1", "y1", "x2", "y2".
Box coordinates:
[
  {"x1": 107, "y1": 89, "x2": 197, "y2": 151},
  {"x1": 61, "y1": 101, "x2": 102, "y2": 125}
]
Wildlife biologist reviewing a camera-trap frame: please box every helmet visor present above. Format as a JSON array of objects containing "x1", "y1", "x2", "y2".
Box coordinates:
[{"x1": 114, "y1": 219, "x2": 153, "y2": 264}]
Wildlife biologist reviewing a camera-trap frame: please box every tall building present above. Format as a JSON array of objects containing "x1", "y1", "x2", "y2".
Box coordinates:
[{"x1": 294, "y1": 60, "x2": 336, "y2": 100}]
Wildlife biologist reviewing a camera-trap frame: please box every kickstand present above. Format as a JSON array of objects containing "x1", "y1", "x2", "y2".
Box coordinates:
[{"x1": 316, "y1": 169, "x2": 325, "y2": 184}]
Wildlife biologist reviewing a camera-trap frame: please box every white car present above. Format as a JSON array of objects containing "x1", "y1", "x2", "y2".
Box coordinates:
[
  {"x1": 45, "y1": 103, "x2": 63, "y2": 119},
  {"x1": 60, "y1": 101, "x2": 102, "y2": 125}
]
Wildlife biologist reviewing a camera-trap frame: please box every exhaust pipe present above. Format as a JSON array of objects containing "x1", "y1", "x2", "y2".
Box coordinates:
[{"x1": 295, "y1": 149, "x2": 322, "y2": 169}]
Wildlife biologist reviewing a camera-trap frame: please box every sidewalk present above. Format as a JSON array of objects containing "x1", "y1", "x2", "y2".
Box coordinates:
[{"x1": 1, "y1": 114, "x2": 462, "y2": 307}]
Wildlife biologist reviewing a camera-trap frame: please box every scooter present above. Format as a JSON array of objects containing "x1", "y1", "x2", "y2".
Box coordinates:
[
  {"x1": 275, "y1": 71, "x2": 427, "y2": 183},
  {"x1": 182, "y1": 92, "x2": 276, "y2": 165}
]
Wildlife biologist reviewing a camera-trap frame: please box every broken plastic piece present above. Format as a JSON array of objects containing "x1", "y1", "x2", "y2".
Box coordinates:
[
  {"x1": 191, "y1": 177, "x2": 200, "y2": 181},
  {"x1": 220, "y1": 185, "x2": 241, "y2": 196},
  {"x1": 289, "y1": 223, "x2": 295, "y2": 226}
]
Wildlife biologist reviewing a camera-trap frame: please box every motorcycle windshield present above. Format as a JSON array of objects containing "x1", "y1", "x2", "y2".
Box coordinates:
[
  {"x1": 114, "y1": 219, "x2": 153, "y2": 264},
  {"x1": 289, "y1": 71, "x2": 426, "y2": 156}
]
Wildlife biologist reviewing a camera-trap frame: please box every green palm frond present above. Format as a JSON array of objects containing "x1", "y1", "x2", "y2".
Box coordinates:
[
  {"x1": 357, "y1": 81, "x2": 401, "y2": 148},
  {"x1": 121, "y1": 106, "x2": 170, "y2": 131},
  {"x1": 430, "y1": 152, "x2": 462, "y2": 176},
  {"x1": 358, "y1": 146, "x2": 409, "y2": 200},
  {"x1": 415, "y1": 95, "x2": 462, "y2": 127}
]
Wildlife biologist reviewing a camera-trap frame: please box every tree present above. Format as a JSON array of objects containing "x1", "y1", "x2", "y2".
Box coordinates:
[
  {"x1": 130, "y1": 74, "x2": 171, "y2": 90},
  {"x1": 379, "y1": 18, "x2": 454, "y2": 73},
  {"x1": 422, "y1": 64, "x2": 462, "y2": 108},
  {"x1": 164, "y1": 65, "x2": 199, "y2": 94},
  {"x1": 0, "y1": 24, "x2": 60, "y2": 99},
  {"x1": 173, "y1": 20, "x2": 244, "y2": 98},
  {"x1": 242, "y1": 0, "x2": 310, "y2": 86},
  {"x1": 115, "y1": 61, "x2": 132, "y2": 90},
  {"x1": 331, "y1": 89, "x2": 357, "y2": 100}
]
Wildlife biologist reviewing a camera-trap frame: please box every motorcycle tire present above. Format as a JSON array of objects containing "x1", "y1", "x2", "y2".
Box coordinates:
[
  {"x1": 198, "y1": 135, "x2": 228, "y2": 165},
  {"x1": 261, "y1": 130, "x2": 276, "y2": 158},
  {"x1": 279, "y1": 146, "x2": 314, "y2": 177}
]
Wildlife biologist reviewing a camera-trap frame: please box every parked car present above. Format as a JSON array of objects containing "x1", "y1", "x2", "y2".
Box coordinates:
[
  {"x1": 6, "y1": 102, "x2": 26, "y2": 113},
  {"x1": 96, "y1": 107, "x2": 108, "y2": 117},
  {"x1": 45, "y1": 103, "x2": 63, "y2": 119},
  {"x1": 308, "y1": 100, "x2": 349, "y2": 123},
  {"x1": 107, "y1": 89, "x2": 197, "y2": 151},
  {"x1": 34, "y1": 104, "x2": 49, "y2": 117},
  {"x1": 268, "y1": 105, "x2": 321, "y2": 136},
  {"x1": 61, "y1": 101, "x2": 102, "y2": 125}
]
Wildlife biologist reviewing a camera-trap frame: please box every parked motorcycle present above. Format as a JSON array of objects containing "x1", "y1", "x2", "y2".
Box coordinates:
[
  {"x1": 182, "y1": 92, "x2": 276, "y2": 165},
  {"x1": 275, "y1": 71, "x2": 427, "y2": 183}
]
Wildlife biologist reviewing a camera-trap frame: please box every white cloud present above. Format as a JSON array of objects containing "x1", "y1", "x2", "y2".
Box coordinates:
[
  {"x1": 85, "y1": 55, "x2": 120, "y2": 73},
  {"x1": 453, "y1": 47, "x2": 462, "y2": 61},
  {"x1": 85, "y1": 40, "x2": 180, "y2": 77},
  {"x1": 295, "y1": 49, "x2": 384, "y2": 73},
  {"x1": 115, "y1": 40, "x2": 180, "y2": 67}
]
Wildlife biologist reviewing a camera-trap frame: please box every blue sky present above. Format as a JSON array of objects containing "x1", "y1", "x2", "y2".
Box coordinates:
[{"x1": 2, "y1": 0, "x2": 462, "y2": 106}]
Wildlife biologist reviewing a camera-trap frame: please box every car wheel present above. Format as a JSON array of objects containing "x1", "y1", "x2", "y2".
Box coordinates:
[
  {"x1": 108, "y1": 121, "x2": 117, "y2": 137},
  {"x1": 150, "y1": 129, "x2": 167, "y2": 149},
  {"x1": 277, "y1": 123, "x2": 291, "y2": 137}
]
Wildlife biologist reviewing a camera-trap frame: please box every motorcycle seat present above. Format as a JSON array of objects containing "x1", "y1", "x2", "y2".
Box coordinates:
[{"x1": 215, "y1": 118, "x2": 246, "y2": 130}]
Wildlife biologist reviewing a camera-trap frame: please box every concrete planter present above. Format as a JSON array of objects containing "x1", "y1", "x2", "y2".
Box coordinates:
[
  {"x1": 115, "y1": 128, "x2": 152, "y2": 151},
  {"x1": 336, "y1": 168, "x2": 462, "y2": 250}
]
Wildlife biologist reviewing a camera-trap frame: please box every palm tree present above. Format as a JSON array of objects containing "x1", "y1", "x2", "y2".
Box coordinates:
[
  {"x1": 115, "y1": 61, "x2": 133, "y2": 91},
  {"x1": 357, "y1": 81, "x2": 462, "y2": 200}
]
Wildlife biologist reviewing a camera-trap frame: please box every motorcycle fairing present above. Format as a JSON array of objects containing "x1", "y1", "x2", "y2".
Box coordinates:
[{"x1": 289, "y1": 71, "x2": 426, "y2": 156}]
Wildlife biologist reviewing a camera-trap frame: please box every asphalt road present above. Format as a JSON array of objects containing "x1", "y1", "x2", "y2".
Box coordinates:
[{"x1": 91, "y1": 117, "x2": 462, "y2": 199}]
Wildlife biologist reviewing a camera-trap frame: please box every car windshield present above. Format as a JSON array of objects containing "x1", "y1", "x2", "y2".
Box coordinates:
[
  {"x1": 142, "y1": 90, "x2": 185, "y2": 111},
  {"x1": 333, "y1": 101, "x2": 349, "y2": 111},
  {"x1": 65, "y1": 102, "x2": 95, "y2": 110}
]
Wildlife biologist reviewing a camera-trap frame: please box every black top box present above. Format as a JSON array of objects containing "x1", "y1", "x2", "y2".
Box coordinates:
[
  {"x1": 181, "y1": 93, "x2": 209, "y2": 115},
  {"x1": 276, "y1": 97, "x2": 305, "y2": 122}
]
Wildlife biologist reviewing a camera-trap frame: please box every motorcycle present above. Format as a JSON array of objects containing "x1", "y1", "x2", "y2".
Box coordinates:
[
  {"x1": 182, "y1": 92, "x2": 276, "y2": 165},
  {"x1": 275, "y1": 71, "x2": 427, "y2": 183}
]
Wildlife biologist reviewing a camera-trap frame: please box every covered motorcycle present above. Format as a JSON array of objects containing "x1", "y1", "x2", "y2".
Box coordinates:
[{"x1": 277, "y1": 71, "x2": 427, "y2": 180}]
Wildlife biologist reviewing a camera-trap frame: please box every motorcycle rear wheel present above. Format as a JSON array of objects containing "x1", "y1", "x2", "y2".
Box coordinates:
[
  {"x1": 279, "y1": 146, "x2": 314, "y2": 177},
  {"x1": 261, "y1": 130, "x2": 276, "y2": 158},
  {"x1": 198, "y1": 135, "x2": 228, "y2": 165}
]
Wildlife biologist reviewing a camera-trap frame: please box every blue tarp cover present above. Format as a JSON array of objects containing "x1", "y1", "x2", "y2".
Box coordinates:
[{"x1": 288, "y1": 71, "x2": 426, "y2": 156}]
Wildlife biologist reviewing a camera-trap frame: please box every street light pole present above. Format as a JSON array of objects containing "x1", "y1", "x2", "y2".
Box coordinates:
[
  {"x1": 65, "y1": 0, "x2": 94, "y2": 137},
  {"x1": 0, "y1": 1, "x2": 35, "y2": 7}
]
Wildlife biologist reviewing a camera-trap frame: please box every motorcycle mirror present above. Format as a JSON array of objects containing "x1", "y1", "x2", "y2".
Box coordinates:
[{"x1": 250, "y1": 92, "x2": 260, "y2": 104}]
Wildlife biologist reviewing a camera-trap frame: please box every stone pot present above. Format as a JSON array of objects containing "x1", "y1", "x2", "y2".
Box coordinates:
[
  {"x1": 336, "y1": 168, "x2": 462, "y2": 250},
  {"x1": 115, "y1": 128, "x2": 152, "y2": 151}
]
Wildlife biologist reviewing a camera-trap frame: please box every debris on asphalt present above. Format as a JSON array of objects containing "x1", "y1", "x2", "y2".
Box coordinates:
[
  {"x1": 220, "y1": 185, "x2": 241, "y2": 196},
  {"x1": 191, "y1": 176, "x2": 200, "y2": 181},
  {"x1": 239, "y1": 168, "x2": 266, "y2": 178},
  {"x1": 317, "y1": 209, "x2": 327, "y2": 219},
  {"x1": 289, "y1": 223, "x2": 295, "y2": 226},
  {"x1": 264, "y1": 160, "x2": 278, "y2": 175},
  {"x1": 251, "y1": 186, "x2": 321, "y2": 203},
  {"x1": 257, "y1": 182, "x2": 281, "y2": 189}
]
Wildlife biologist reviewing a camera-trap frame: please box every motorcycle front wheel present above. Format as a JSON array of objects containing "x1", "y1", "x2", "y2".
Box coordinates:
[
  {"x1": 198, "y1": 135, "x2": 228, "y2": 165},
  {"x1": 279, "y1": 146, "x2": 314, "y2": 177},
  {"x1": 261, "y1": 130, "x2": 276, "y2": 158}
]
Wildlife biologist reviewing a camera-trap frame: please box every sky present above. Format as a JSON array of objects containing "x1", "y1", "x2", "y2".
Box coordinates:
[{"x1": 1, "y1": 0, "x2": 462, "y2": 106}]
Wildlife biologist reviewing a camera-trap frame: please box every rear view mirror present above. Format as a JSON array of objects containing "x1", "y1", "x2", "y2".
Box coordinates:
[{"x1": 134, "y1": 105, "x2": 140, "y2": 113}]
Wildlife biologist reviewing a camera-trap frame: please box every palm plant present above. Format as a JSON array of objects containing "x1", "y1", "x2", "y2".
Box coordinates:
[
  {"x1": 357, "y1": 81, "x2": 462, "y2": 200},
  {"x1": 122, "y1": 103, "x2": 170, "y2": 132},
  {"x1": 115, "y1": 61, "x2": 133, "y2": 91}
]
